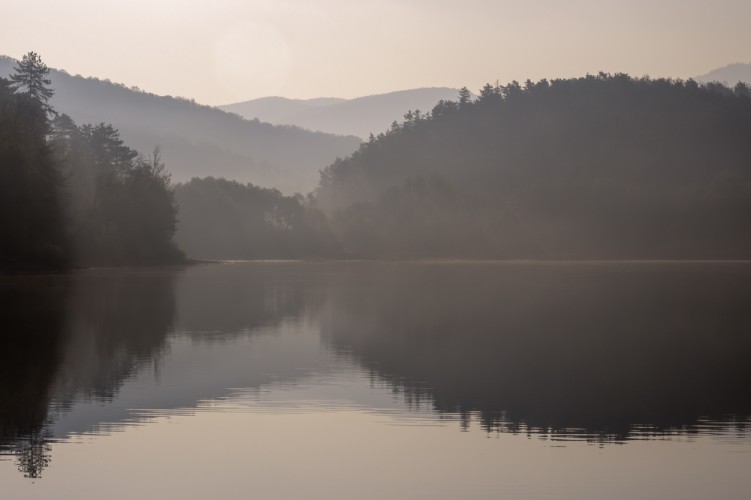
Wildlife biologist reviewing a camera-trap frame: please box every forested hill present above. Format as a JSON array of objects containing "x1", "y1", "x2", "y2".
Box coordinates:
[
  {"x1": 0, "y1": 55, "x2": 361, "y2": 194},
  {"x1": 1, "y1": 50, "x2": 184, "y2": 270},
  {"x1": 220, "y1": 88, "x2": 460, "y2": 139},
  {"x1": 316, "y1": 75, "x2": 751, "y2": 259}
]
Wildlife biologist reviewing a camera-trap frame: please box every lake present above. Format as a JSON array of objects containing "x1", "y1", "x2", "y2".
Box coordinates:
[{"x1": 1, "y1": 261, "x2": 750, "y2": 499}]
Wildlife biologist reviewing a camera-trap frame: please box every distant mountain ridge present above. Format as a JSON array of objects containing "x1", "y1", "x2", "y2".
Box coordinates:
[
  {"x1": 225, "y1": 96, "x2": 346, "y2": 125},
  {"x1": 695, "y1": 63, "x2": 751, "y2": 85},
  {"x1": 0, "y1": 55, "x2": 361, "y2": 193},
  {"x1": 220, "y1": 87, "x2": 462, "y2": 139}
]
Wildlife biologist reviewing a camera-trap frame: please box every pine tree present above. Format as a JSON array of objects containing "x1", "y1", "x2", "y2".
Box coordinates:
[
  {"x1": 458, "y1": 86, "x2": 472, "y2": 106},
  {"x1": 10, "y1": 52, "x2": 55, "y2": 113},
  {"x1": 0, "y1": 77, "x2": 68, "y2": 268}
]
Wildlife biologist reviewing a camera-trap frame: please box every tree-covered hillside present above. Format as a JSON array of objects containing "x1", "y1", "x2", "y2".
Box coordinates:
[
  {"x1": 174, "y1": 178, "x2": 338, "y2": 260},
  {"x1": 316, "y1": 74, "x2": 751, "y2": 259},
  {"x1": 1, "y1": 53, "x2": 183, "y2": 270}
]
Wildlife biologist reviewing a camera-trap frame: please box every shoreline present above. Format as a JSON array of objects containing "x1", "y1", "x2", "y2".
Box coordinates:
[{"x1": 4, "y1": 257, "x2": 751, "y2": 276}]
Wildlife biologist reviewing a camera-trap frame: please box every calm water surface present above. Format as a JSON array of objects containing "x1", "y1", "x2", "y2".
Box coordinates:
[{"x1": 1, "y1": 262, "x2": 750, "y2": 499}]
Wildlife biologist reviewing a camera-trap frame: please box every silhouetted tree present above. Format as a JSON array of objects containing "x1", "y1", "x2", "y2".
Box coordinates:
[
  {"x1": 458, "y1": 86, "x2": 471, "y2": 106},
  {"x1": 9, "y1": 52, "x2": 54, "y2": 114},
  {"x1": 1, "y1": 51, "x2": 184, "y2": 270},
  {"x1": 0, "y1": 77, "x2": 67, "y2": 269}
]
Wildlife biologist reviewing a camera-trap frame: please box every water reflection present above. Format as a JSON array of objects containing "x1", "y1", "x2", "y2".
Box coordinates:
[
  {"x1": 0, "y1": 269, "x2": 180, "y2": 477},
  {"x1": 318, "y1": 262, "x2": 751, "y2": 440},
  {"x1": 0, "y1": 264, "x2": 321, "y2": 478},
  {"x1": 1, "y1": 262, "x2": 750, "y2": 480},
  {"x1": 0, "y1": 275, "x2": 68, "y2": 477}
]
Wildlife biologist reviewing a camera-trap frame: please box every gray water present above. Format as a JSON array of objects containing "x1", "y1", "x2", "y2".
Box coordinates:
[{"x1": 1, "y1": 262, "x2": 750, "y2": 499}]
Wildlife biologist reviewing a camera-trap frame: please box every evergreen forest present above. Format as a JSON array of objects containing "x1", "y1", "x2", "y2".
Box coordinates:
[
  {"x1": 315, "y1": 75, "x2": 751, "y2": 259},
  {"x1": 1, "y1": 53, "x2": 183, "y2": 270},
  {"x1": 3, "y1": 53, "x2": 751, "y2": 266}
]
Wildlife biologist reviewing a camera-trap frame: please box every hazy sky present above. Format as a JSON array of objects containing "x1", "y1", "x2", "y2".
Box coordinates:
[{"x1": 2, "y1": 0, "x2": 749, "y2": 105}]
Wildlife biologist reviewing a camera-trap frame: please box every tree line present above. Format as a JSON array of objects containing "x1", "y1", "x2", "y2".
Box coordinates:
[
  {"x1": 1, "y1": 52, "x2": 183, "y2": 270},
  {"x1": 5, "y1": 53, "x2": 751, "y2": 264},
  {"x1": 313, "y1": 74, "x2": 751, "y2": 259},
  {"x1": 174, "y1": 177, "x2": 337, "y2": 260},
  {"x1": 173, "y1": 74, "x2": 751, "y2": 261},
  {"x1": 172, "y1": 73, "x2": 751, "y2": 259}
]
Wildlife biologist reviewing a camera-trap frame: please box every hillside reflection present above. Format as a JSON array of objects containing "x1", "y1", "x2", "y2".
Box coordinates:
[
  {"x1": 318, "y1": 262, "x2": 751, "y2": 439},
  {"x1": 1, "y1": 262, "x2": 750, "y2": 478},
  {"x1": 0, "y1": 270, "x2": 180, "y2": 477},
  {"x1": 0, "y1": 264, "x2": 312, "y2": 478},
  {"x1": 0, "y1": 275, "x2": 68, "y2": 478}
]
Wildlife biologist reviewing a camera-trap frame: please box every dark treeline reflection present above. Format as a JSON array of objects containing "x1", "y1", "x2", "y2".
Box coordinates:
[
  {"x1": 317, "y1": 263, "x2": 751, "y2": 439},
  {"x1": 0, "y1": 264, "x2": 311, "y2": 478},
  {"x1": 175, "y1": 262, "x2": 312, "y2": 338},
  {"x1": 55, "y1": 270, "x2": 177, "y2": 401},
  {"x1": 0, "y1": 270, "x2": 179, "y2": 477},
  {"x1": 0, "y1": 276, "x2": 68, "y2": 476},
  {"x1": 2, "y1": 263, "x2": 750, "y2": 477}
]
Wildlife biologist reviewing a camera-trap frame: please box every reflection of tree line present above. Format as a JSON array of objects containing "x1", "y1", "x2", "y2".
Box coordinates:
[
  {"x1": 3, "y1": 263, "x2": 751, "y2": 476},
  {"x1": 175, "y1": 263, "x2": 310, "y2": 340},
  {"x1": 318, "y1": 263, "x2": 751, "y2": 439},
  {"x1": 0, "y1": 271, "x2": 178, "y2": 477},
  {"x1": 0, "y1": 265, "x2": 309, "y2": 478},
  {"x1": 0, "y1": 276, "x2": 68, "y2": 477}
]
